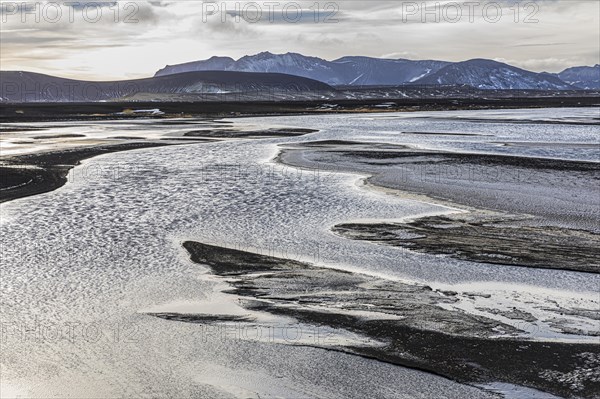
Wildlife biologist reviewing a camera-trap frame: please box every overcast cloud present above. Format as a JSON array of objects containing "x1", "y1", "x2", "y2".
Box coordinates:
[{"x1": 0, "y1": 0, "x2": 598, "y2": 80}]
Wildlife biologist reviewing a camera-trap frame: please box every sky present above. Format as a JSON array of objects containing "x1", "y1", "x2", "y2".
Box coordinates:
[{"x1": 0, "y1": 0, "x2": 599, "y2": 80}]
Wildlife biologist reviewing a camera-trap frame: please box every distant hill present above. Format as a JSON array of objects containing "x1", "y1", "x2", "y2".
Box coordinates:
[
  {"x1": 556, "y1": 65, "x2": 600, "y2": 89},
  {"x1": 413, "y1": 59, "x2": 574, "y2": 90},
  {"x1": 0, "y1": 70, "x2": 334, "y2": 102}
]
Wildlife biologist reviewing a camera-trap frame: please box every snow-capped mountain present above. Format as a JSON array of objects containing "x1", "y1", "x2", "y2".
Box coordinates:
[
  {"x1": 155, "y1": 52, "x2": 449, "y2": 86},
  {"x1": 156, "y1": 53, "x2": 585, "y2": 90},
  {"x1": 3, "y1": 59, "x2": 594, "y2": 103},
  {"x1": 234, "y1": 52, "x2": 346, "y2": 85},
  {"x1": 413, "y1": 59, "x2": 573, "y2": 90},
  {"x1": 556, "y1": 65, "x2": 600, "y2": 89}
]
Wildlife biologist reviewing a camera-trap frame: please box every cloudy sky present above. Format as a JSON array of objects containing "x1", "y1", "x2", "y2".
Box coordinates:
[{"x1": 1, "y1": 0, "x2": 598, "y2": 80}]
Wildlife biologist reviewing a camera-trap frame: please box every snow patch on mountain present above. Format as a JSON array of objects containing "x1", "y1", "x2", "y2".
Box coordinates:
[
  {"x1": 414, "y1": 59, "x2": 574, "y2": 90},
  {"x1": 155, "y1": 52, "x2": 449, "y2": 86},
  {"x1": 556, "y1": 65, "x2": 600, "y2": 89},
  {"x1": 155, "y1": 52, "x2": 583, "y2": 90}
]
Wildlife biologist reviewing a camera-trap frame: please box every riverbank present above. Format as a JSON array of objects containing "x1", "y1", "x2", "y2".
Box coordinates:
[
  {"x1": 0, "y1": 122, "x2": 320, "y2": 203},
  {"x1": 0, "y1": 142, "x2": 178, "y2": 203},
  {"x1": 178, "y1": 241, "x2": 600, "y2": 398},
  {"x1": 2, "y1": 96, "x2": 599, "y2": 123}
]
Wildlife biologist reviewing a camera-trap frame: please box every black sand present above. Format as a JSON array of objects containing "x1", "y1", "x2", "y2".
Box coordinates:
[
  {"x1": 278, "y1": 141, "x2": 600, "y2": 248},
  {"x1": 179, "y1": 241, "x2": 600, "y2": 399},
  {"x1": 333, "y1": 215, "x2": 600, "y2": 274},
  {"x1": 2, "y1": 96, "x2": 599, "y2": 123}
]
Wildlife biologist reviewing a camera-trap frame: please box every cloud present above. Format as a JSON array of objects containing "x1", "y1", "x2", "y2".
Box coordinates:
[{"x1": 0, "y1": 0, "x2": 598, "y2": 78}]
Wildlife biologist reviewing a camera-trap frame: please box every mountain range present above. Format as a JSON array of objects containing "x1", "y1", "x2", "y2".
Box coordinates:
[
  {"x1": 156, "y1": 52, "x2": 600, "y2": 90},
  {"x1": 2, "y1": 53, "x2": 598, "y2": 103},
  {"x1": 557, "y1": 65, "x2": 600, "y2": 89}
]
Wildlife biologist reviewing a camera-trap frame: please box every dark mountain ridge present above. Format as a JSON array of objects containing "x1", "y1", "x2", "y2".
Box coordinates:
[
  {"x1": 556, "y1": 65, "x2": 600, "y2": 89},
  {"x1": 415, "y1": 59, "x2": 573, "y2": 90},
  {"x1": 0, "y1": 70, "x2": 334, "y2": 102},
  {"x1": 155, "y1": 52, "x2": 595, "y2": 91},
  {"x1": 155, "y1": 51, "x2": 450, "y2": 86}
]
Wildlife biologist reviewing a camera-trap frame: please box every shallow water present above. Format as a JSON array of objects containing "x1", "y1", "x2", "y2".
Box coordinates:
[
  {"x1": 241, "y1": 107, "x2": 600, "y2": 161},
  {"x1": 1, "y1": 107, "x2": 598, "y2": 398}
]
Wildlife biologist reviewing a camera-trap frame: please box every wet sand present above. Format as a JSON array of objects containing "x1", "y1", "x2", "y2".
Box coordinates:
[
  {"x1": 333, "y1": 215, "x2": 600, "y2": 274},
  {"x1": 184, "y1": 127, "x2": 319, "y2": 138},
  {"x1": 179, "y1": 241, "x2": 600, "y2": 398},
  {"x1": 258, "y1": 136, "x2": 599, "y2": 397},
  {"x1": 3, "y1": 108, "x2": 598, "y2": 398},
  {"x1": 278, "y1": 140, "x2": 600, "y2": 235}
]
